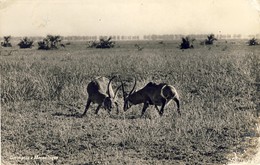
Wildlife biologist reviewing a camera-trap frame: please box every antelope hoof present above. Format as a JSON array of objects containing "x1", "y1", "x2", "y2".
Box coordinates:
[{"x1": 177, "y1": 109, "x2": 181, "y2": 116}]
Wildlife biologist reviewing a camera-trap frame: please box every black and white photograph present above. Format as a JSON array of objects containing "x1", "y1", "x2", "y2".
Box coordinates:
[{"x1": 1, "y1": 0, "x2": 260, "y2": 164}]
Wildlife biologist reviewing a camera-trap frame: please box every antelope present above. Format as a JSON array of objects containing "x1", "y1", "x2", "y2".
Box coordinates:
[
  {"x1": 81, "y1": 76, "x2": 120, "y2": 116},
  {"x1": 121, "y1": 78, "x2": 180, "y2": 117}
]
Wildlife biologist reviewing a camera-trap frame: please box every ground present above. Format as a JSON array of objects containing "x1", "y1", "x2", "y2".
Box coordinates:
[{"x1": 1, "y1": 39, "x2": 259, "y2": 165}]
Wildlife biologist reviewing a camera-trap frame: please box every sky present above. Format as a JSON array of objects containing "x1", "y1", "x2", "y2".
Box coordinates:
[{"x1": 0, "y1": 0, "x2": 260, "y2": 37}]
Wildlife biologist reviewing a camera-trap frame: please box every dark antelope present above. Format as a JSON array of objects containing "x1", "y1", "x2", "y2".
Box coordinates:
[
  {"x1": 81, "y1": 76, "x2": 120, "y2": 116},
  {"x1": 121, "y1": 78, "x2": 180, "y2": 117}
]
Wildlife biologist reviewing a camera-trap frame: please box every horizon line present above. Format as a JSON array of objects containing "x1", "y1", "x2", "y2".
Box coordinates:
[{"x1": 2, "y1": 33, "x2": 260, "y2": 40}]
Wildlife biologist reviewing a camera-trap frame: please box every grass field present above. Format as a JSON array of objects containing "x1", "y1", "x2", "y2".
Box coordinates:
[{"x1": 1, "y1": 40, "x2": 259, "y2": 165}]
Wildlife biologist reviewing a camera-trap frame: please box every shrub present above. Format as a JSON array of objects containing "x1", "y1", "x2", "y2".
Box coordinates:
[
  {"x1": 88, "y1": 37, "x2": 115, "y2": 49},
  {"x1": 1, "y1": 36, "x2": 12, "y2": 47},
  {"x1": 38, "y1": 35, "x2": 62, "y2": 50},
  {"x1": 201, "y1": 34, "x2": 217, "y2": 45},
  {"x1": 248, "y1": 38, "x2": 259, "y2": 46},
  {"x1": 87, "y1": 41, "x2": 98, "y2": 48},
  {"x1": 180, "y1": 36, "x2": 194, "y2": 49},
  {"x1": 38, "y1": 38, "x2": 51, "y2": 50},
  {"x1": 18, "y1": 37, "x2": 34, "y2": 49},
  {"x1": 134, "y1": 44, "x2": 144, "y2": 51}
]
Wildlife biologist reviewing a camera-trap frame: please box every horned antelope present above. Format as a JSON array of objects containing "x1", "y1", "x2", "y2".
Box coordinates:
[
  {"x1": 81, "y1": 76, "x2": 120, "y2": 116},
  {"x1": 121, "y1": 78, "x2": 180, "y2": 117}
]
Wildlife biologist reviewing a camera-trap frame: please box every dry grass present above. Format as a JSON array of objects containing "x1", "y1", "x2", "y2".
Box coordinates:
[{"x1": 1, "y1": 40, "x2": 259, "y2": 164}]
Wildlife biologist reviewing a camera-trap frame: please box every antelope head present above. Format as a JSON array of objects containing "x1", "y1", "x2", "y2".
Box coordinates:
[
  {"x1": 121, "y1": 77, "x2": 136, "y2": 111},
  {"x1": 104, "y1": 76, "x2": 120, "y2": 113}
]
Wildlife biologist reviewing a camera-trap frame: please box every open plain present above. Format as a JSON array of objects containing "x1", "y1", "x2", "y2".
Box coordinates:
[{"x1": 1, "y1": 40, "x2": 259, "y2": 165}]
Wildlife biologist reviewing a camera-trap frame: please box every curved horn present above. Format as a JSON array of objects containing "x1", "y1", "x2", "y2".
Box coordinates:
[
  {"x1": 107, "y1": 76, "x2": 116, "y2": 98},
  {"x1": 120, "y1": 78, "x2": 126, "y2": 100},
  {"x1": 114, "y1": 85, "x2": 121, "y2": 99},
  {"x1": 129, "y1": 77, "x2": 136, "y2": 95}
]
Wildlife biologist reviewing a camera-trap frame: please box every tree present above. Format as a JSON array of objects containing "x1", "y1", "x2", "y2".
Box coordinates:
[
  {"x1": 180, "y1": 36, "x2": 194, "y2": 49},
  {"x1": 38, "y1": 35, "x2": 62, "y2": 50},
  {"x1": 18, "y1": 37, "x2": 34, "y2": 49},
  {"x1": 1, "y1": 36, "x2": 12, "y2": 47}
]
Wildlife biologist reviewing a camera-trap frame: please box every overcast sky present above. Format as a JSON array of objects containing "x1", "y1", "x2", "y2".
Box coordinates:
[{"x1": 0, "y1": 0, "x2": 260, "y2": 36}]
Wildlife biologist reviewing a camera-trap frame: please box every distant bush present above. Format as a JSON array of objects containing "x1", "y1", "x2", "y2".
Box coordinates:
[
  {"x1": 18, "y1": 37, "x2": 34, "y2": 49},
  {"x1": 134, "y1": 44, "x2": 144, "y2": 51},
  {"x1": 38, "y1": 38, "x2": 51, "y2": 50},
  {"x1": 87, "y1": 41, "x2": 98, "y2": 48},
  {"x1": 1, "y1": 36, "x2": 12, "y2": 47},
  {"x1": 201, "y1": 34, "x2": 217, "y2": 45},
  {"x1": 38, "y1": 35, "x2": 62, "y2": 50},
  {"x1": 88, "y1": 37, "x2": 115, "y2": 49},
  {"x1": 180, "y1": 36, "x2": 194, "y2": 49},
  {"x1": 248, "y1": 38, "x2": 259, "y2": 46},
  {"x1": 158, "y1": 41, "x2": 164, "y2": 44}
]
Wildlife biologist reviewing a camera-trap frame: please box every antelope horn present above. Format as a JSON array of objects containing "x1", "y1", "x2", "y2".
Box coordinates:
[
  {"x1": 114, "y1": 84, "x2": 121, "y2": 99},
  {"x1": 129, "y1": 77, "x2": 136, "y2": 95},
  {"x1": 120, "y1": 78, "x2": 126, "y2": 101},
  {"x1": 107, "y1": 76, "x2": 116, "y2": 98}
]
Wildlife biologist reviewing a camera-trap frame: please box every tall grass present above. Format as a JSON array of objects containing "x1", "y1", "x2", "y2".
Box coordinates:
[{"x1": 1, "y1": 42, "x2": 259, "y2": 164}]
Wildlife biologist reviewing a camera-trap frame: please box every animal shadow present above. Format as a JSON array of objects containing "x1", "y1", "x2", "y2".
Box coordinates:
[
  {"x1": 109, "y1": 114, "x2": 142, "y2": 120},
  {"x1": 54, "y1": 102, "x2": 83, "y2": 118},
  {"x1": 52, "y1": 111, "x2": 82, "y2": 118}
]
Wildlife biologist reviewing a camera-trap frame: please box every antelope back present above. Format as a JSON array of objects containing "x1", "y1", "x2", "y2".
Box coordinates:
[
  {"x1": 91, "y1": 76, "x2": 115, "y2": 97},
  {"x1": 144, "y1": 82, "x2": 166, "y2": 98}
]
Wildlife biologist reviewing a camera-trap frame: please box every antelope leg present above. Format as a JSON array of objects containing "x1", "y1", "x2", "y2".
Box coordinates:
[
  {"x1": 115, "y1": 102, "x2": 119, "y2": 115},
  {"x1": 95, "y1": 104, "x2": 102, "y2": 114},
  {"x1": 173, "y1": 97, "x2": 181, "y2": 116},
  {"x1": 141, "y1": 102, "x2": 149, "y2": 117},
  {"x1": 155, "y1": 105, "x2": 160, "y2": 114},
  {"x1": 159, "y1": 99, "x2": 166, "y2": 116},
  {"x1": 81, "y1": 99, "x2": 91, "y2": 117}
]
